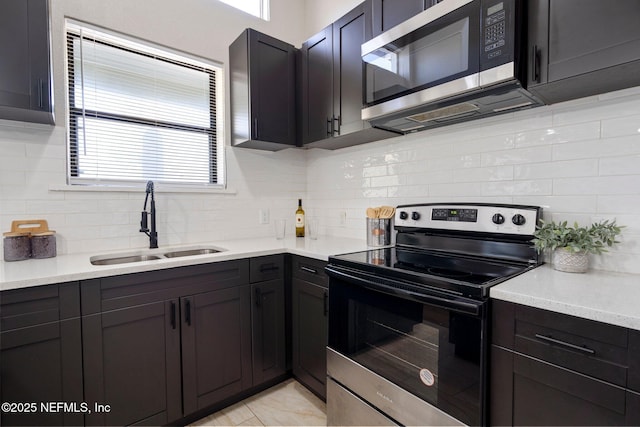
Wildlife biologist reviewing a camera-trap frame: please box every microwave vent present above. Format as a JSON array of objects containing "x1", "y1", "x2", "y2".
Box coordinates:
[{"x1": 407, "y1": 103, "x2": 480, "y2": 123}]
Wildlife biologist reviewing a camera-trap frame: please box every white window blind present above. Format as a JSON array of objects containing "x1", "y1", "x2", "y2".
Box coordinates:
[{"x1": 66, "y1": 21, "x2": 224, "y2": 187}]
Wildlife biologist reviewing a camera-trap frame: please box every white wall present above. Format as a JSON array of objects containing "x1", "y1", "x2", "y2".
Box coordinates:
[
  {"x1": 1, "y1": 0, "x2": 640, "y2": 275},
  {"x1": 0, "y1": 0, "x2": 309, "y2": 255}
]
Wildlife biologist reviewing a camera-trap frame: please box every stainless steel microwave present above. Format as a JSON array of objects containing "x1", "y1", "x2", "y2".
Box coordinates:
[{"x1": 361, "y1": 0, "x2": 543, "y2": 133}]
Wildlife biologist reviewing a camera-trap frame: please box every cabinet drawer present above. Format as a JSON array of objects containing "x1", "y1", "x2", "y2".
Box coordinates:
[
  {"x1": 492, "y1": 300, "x2": 631, "y2": 388},
  {"x1": 82, "y1": 260, "x2": 250, "y2": 314},
  {"x1": 0, "y1": 282, "x2": 80, "y2": 330},
  {"x1": 291, "y1": 256, "x2": 328, "y2": 287},
  {"x1": 249, "y1": 255, "x2": 284, "y2": 283}
]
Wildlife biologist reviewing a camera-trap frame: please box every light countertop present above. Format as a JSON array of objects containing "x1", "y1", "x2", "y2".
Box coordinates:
[
  {"x1": 3, "y1": 238, "x2": 639, "y2": 331},
  {"x1": 0, "y1": 235, "x2": 370, "y2": 292},
  {"x1": 491, "y1": 265, "x2": 640, "y2": 331}
]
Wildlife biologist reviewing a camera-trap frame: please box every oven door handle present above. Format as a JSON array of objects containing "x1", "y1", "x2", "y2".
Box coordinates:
[{"x1": 325, "y1": 265, "x2": 483, "y2": 316}]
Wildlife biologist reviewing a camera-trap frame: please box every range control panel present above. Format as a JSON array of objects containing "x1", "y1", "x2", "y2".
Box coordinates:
[{"x1": 395, "y1": 203, "x2": 541, "y2": 235}]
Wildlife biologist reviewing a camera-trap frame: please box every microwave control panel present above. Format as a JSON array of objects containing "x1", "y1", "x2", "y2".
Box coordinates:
[{"x1": 481, "y1": 0, "x2": 515, "y2": 66}]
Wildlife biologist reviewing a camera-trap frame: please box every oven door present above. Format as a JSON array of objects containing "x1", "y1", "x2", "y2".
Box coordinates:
[{"x1": 326, "y1": 265, "x2": 487, "y2": 426}]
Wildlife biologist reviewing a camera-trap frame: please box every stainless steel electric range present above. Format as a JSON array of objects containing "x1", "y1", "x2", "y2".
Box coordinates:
[{"x1": 326, "y1": 203, "x2": 543, "y2": 426}]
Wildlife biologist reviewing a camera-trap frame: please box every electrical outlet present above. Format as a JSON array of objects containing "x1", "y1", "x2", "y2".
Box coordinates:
[
  {"x1": 259, "y1": 209, "x2": 270, "y2": 225},
  {"x1": 339, "y1": 210, "x2": 347, "y2": 225}
]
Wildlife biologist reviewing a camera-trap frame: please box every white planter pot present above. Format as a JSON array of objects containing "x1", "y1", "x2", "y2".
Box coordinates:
[{"x1": 552, "y1": 247, "x2": 589, "y2": 273}]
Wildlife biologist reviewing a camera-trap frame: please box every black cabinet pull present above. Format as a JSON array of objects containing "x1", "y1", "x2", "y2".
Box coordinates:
[
  {"x1": 170, "y1": 301, "x2": 176, "y2": 329},
  {"x1": 300, "y1": 265, "x2": 318, "y2": 274},
  {"x1": 534, "y1": 334, "x2": 595, "y2": 355},
  {"x1": 326, "y1": 117, "x2": 333, "y2": 137},
  {"x1": 332, "y1": 116, "x2": 340, "y2": 136},
  {"x1": 323, "y1": 291, "x2": 328, "y2": 316},
  {"x1": 185, "y1": 299, "x2": 192, "y2": 326},
  {"x1": 38, "y1": 79, "x2": 44, "y2": 109},
  {"x1": 255, "y1": 287, "x2": 262, "y2": 308},
  {"x1": 532, "y1": 45, "x2": 541, "y2": 84}
]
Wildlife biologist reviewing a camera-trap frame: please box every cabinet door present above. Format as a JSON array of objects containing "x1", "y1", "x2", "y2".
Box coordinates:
[
  {"x1": 300, "y1": 26, "x2": 334, "y2": 144},
  {"x1": 490, "y1": 346, "x2": 632, "y2": 426},
  {"x1": 251, "y1": 280, "x2": 286, "y2": 385},
  {"x1": 332, "y1": 1, "x2": 372, "y2": 138},
  {"x1": 83, "y1": 301, "x2": 182, "y2": 426},
  {"x1": 0, "y1": 0, "x2": 53, "y2": 123},
  {"x1": 181, "y1": 286, "x2": 252, "y2": 415},
  {"x1": 292, "y1": 278, "x2": 328, "y2": 399},
  {"x1": 248, "y1": 30, "x2": 297, "y2": 146},
  {"x1": 0, "y1": 319, "x2": 83, "y2": 426},
  {"x1": 547, "y1": 1, "x2": 640, "y2": 82},
  {"x1": 371, "y1": 0, "x2": 427, "y2": 37}
]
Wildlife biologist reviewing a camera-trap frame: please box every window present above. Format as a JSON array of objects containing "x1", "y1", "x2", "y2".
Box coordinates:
[
  {"x1": 218, "y1": 0, "x2": 270, "y2": 20},
  {"x1": 65, "y1": 21, "x2": 225, "y2": 187}
]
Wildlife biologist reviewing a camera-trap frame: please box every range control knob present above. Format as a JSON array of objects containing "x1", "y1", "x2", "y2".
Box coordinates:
[
  {"x1": 399, "y1": 211, "x2": 409, "y2": 220},
  {"x1": 492, "y1": 213, "x2": 505, "y2": 225},
  {"x1": 512, "y1": 214, "x2": 526, "y2": 226},
  {"x1": 411, "y1": 212, "x2": 421, "y2": 221}
]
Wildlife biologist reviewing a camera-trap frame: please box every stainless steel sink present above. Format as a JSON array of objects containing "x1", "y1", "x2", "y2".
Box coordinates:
[
  {"x1": 90, "y1": 246, "x2": 226, "y2": 266},
  {"x1": 90, "y1": 254, "x2": 164, "y2": 265},
  {"x1": 163, "y1": 248, "x2": 221, "y2": 258}
]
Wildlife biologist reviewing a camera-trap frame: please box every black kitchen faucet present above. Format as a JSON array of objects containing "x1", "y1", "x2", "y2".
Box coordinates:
[{"x1": 139, "y1": 180, "x2": 158, "y2": 248}]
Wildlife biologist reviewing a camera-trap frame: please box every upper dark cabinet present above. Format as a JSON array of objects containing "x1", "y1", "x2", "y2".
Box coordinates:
[
  {"x1": 300, "y1": 26, "x2": 334, "y2": 145},
  {"x1": 0, "y1": 0, "x2": 54, "y2": 125},
  {"x1": 528, "y1": 0, "x2": 640, "y2": 104},
  {"x1": 229, "y1": 29, "x2": 297, "y2": 151},
  {"x1": 300, "y1": 1, "x2": 399, "y2": 150},
  {"x1": 371, "y1": 0, "x2": 442, "y2": 37}
]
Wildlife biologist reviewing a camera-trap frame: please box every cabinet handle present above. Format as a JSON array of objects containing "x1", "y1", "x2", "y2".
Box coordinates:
[
  {"x1": 38, "y1": 79, "x2": 44, "y2": 110},
  {"x1": 254, "y1": 118, "x2": 259, "y2": 138},
  {"x1": 333, "y1": 116, "x2": 340, "y2": 136},
  {"x1": 255, "y1": 287, "x2": 262, "y2": 308},
  {"x1": 532, "y1": 45, "x2": 541, "y2": 84},
  {"x1": 323, "y1": 291, "x2": 328, "y2": 316},
  {"x1": 300, "y1": 265, "x2": 318, "y2": 274},
  {"x1": 170, "y1": 301, "x2": 176, "y2": 329},
  {"x1": 534, "y1": 334, "x2": 595, "y2": 355},
  {"x1": 326, "y1": 118, "x2": 333, "y2": 137},
  {"x1": 185, "y1": 299, "x2": 192, "y2": 326}
]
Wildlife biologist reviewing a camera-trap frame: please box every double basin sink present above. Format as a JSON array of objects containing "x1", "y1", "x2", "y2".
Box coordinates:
[{"x1": 90, "y1": 247, "x2": 225, "y2": 266}]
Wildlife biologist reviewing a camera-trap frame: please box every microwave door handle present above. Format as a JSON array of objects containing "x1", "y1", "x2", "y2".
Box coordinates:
[{"x1": 326, "y1": 265, "x2": 482, "y2": 316}]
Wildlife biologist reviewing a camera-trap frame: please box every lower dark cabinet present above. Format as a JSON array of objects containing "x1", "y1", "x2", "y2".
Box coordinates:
[
  {"x1": 182, "y1": 286, "x2": 252, "y2": 415},
  {"x1": 490, "y1": 300, "x2": 640, "y2": 426},
  {"x1": 82, "y1": 300, "x2": 182, "y2": 426},
  {"x1": 251, "y1": 280, "x2": 286, "y2": 385},
  {"x1": 0, "y1": 282, "x2": 83, "y2": 427},
  {"x1": 81, "y1": 260, "x2": 251, "y2": 425},
  {"x1": 291, "y1": 256, "x2": 329, "y2": 399},
  {"x1": 0, "y1": 319, "x2": 83, "y2": 426}
]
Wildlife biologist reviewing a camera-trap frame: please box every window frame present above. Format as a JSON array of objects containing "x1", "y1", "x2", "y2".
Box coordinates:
[
  {"x1": 64, "y1": 20, "x2": 226, "y2": 189},
  {"x1": 218, "y1": 0, "x2": 270, "y2": 20}
]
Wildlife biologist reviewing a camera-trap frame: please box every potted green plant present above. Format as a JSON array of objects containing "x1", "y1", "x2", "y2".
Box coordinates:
[{"x1": 532, "y1": 219, "x2": 623, "y2": 273}]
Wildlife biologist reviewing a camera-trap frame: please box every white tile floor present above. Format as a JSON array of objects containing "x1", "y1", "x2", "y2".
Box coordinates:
[{"x1": 188, "y1": 379, "x2": 326, "y2": 426}]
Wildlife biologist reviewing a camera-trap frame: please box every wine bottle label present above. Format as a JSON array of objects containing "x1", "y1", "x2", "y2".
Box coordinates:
[{"x1": 295, "y1": 213, "x2": 305, "y2": 228}]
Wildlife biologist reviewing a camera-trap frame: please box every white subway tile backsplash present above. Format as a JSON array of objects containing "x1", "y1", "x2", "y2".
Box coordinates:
[
  {"x1": 2, "y1": 89, "x2": 640, "y2": 273},
  {"x1": 481, "y1": 146, "x2": 552, "y2": 167},
  {"x1": 515, "y1": 159, "x2": 599, "y2": 180},
  {"x1": 599, "y1": 155, "x2": 640, "y2": 176}
]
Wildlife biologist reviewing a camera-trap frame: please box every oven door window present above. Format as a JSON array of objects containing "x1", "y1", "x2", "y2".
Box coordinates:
[
  {"x1": 329, "y1": 280, "x2": 483, "y2": 426},
  {"x1": 363, "y1": 2, "x2": 480, "y2": 106}
]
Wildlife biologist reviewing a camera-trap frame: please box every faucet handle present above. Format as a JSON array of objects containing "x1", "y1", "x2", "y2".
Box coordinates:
[{"x1": 140, "y1": 211, "x2": 149, "y2": 232}]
